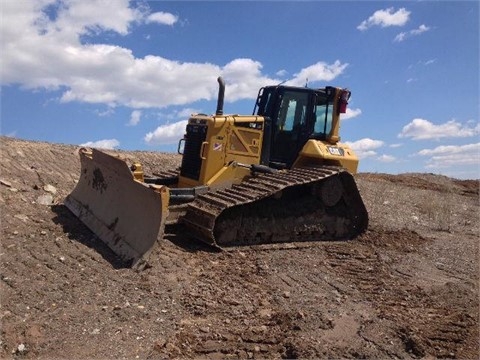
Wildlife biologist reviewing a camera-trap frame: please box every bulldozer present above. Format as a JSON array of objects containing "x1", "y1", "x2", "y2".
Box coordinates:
[{"x1": 65, "y1": 77, "x2": 368, "y2": 269}]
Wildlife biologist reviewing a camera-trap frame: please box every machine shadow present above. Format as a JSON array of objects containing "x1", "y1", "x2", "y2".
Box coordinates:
[
  {"x1": 163, "y1": 224, "x2": 221, "y2": 254},
  {"x1": 51, "y1": 204, "x2": 131, "y2": 269},
  {"x1": 51, "y1": 204, "x2": 218, "y2": 269}
]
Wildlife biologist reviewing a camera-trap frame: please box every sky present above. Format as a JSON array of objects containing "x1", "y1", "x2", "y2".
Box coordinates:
[{"x1": 1, "y1": 0, "x2": 479, "y2": 179}]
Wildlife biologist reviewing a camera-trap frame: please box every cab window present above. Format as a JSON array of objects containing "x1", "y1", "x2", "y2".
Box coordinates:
[
  {"x1": 314, "y1": 95, "x2": 333, "y2": 137},
  {"x1": 277, "y1": 92, "x2": 308, "y2": 131}
]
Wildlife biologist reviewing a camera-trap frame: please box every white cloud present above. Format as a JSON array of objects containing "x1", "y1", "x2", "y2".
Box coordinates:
[
  {"x1": 127, "y1": 110, "x2": 141, "y2": 126},
  {"x1": 177, "y1": 108, "x2": 201, "y2": 118},
  {"x1": 345, "y1": 139, "x2": 397, "y2": 163},
  {"x1": 408, "y1": 58, "x2": 437, "y2": 70},
  {"x1": 153, "y1": 108, "x2": 202, "y2": 123},
  {"x1": 417, "y1": 143, "x2": 480, "y2": 156},
  {"x1": 416, "y1": 143, "x2": 480, "y2": 169},
  {"x1": 411, "y1": 24, "x2": 430, "y2": 35},
  {"x1": 345, "y1": 138, "x2": 384, "y2": 159},
  {"x1": 394, "y1": 33, "x2": 407, "y2": 42},
  {"x1": 357, "y1": 7, "x2": 410, "y2": 31},
  {"x1": 0, "y1": 1, "x2": 348, "y2": 111},
  {"x1": 43, "y1": 0, "x2": 142, "y2": 40},
  {"x1": 80, "y1": 139, "x2": 120, "y2": 149},
  {"x1": 394, "y1": 24, "x2": 430, "y2": 42},
  {"x1": 377, "y1": 154, "x2": 396, "y2": 163},
  {"x1": 221, "y1": 59, "x2": 278, "y2": 101},
  {"x1": 286, "y1": 60, "x2": 348, "y2": 87},
  {"x1": 145, "y1": 120, "x2": 188, "y2": 145},
  {"x1": 341, "y1": 107, "x2": 362, "y2": 120},
  {"x1": 95, "y1": 107, "x2": 115, "y2": 117},
  {"x1": 399, "y1": 118, "x2": 479, "y2": 140},
  {"x1": 146, "y1": 12, "x2": 178, "y2": 26},
  {"x1": 143, "y1": 108, "x2": 200, "y2": 146}
]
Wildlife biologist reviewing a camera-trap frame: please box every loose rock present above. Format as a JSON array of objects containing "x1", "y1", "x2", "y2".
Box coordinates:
[
  {"x1": 0, "y1": 179, "x2": 12, "y2": 187},
  {"x1": 43, "y1": 184, "x2": 57, "y2": 194},
  {"x1": 37, "y1": 194, "x2": 53, "y2": 205}
]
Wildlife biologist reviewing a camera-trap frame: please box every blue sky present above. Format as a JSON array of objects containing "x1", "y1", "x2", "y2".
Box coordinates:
[{"x1": 1, "y1": 0, "x2": 479, "y2": 179}]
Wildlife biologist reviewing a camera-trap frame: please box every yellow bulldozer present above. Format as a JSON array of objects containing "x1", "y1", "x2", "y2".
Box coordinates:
[{"x1": 65, "y1": 77, "x2": 368, "y2": 269}]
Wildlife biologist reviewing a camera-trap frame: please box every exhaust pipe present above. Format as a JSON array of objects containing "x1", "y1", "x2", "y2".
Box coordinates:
[{"x1": 216, "y1": 76, "x2": 225, "y2": 115}]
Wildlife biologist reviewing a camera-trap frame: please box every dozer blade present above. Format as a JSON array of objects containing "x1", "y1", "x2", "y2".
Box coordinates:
[
  {"x1": 181, "y1": 166, "x2": 368, "y2": 248},
  {"x1": 64, "y1": 148, "x2": 169, "y2": 269}
]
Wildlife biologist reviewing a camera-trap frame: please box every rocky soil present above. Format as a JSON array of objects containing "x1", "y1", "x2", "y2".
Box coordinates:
[{"x1": 1, "y1": 136, "x2": 478, "y2": 359}]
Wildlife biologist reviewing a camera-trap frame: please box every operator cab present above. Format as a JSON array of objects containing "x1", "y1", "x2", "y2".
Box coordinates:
[{"x1": 253, "y1": 85, "x2": 337, "y2": 169}]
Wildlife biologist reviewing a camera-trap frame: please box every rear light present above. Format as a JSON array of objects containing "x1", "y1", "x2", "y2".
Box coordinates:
[{"x1": 339, "y1": 89, "x2": 351, "y2": 113}]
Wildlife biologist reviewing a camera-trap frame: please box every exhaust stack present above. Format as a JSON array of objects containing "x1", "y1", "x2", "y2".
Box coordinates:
[{"x1": 216, "y1": 76, "x2": 225, "y2": 115}]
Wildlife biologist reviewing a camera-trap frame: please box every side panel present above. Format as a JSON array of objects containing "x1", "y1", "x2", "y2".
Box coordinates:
[
  {"x1": 293, "y1": 140, "x2": 359, "y2": 174},
  {"x1": 179, "y1": 115, "x2": 264, "y2": 189},
  {"x1": 224, "y1": 116, "x2": 263, "y2": 164}
]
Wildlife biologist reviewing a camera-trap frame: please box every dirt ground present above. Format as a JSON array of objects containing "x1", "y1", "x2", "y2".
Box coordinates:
[{"x1": 1, "y1": 136, "x2": 478, "y2": 359}]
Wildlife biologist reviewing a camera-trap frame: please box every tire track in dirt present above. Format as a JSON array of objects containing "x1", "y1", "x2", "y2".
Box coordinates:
[
  {"x1": 323, "y1": 227, "x2": 478, "y2": 359},
  {"x1": 159, "y1": 251, "x2": 293, "y2": 358}
]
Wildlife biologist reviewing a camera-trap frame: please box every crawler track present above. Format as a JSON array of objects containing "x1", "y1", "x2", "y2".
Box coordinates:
[{"x1": 181, "y1": 166, "x2": 368, "y2": 247}]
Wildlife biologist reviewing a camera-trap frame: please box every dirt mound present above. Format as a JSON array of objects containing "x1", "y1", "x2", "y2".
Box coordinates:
[
  {"x1": 359, "y1": 172, "x2": 479, "y2": 196},
  {"x1": 1, "y1": 136, "x2": 478, "y2": 359}
]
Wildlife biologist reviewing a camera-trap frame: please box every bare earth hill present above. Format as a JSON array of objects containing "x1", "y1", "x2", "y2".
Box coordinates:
[{"x1": 1, "y1": 136, "x2": 478, "y2": 359}]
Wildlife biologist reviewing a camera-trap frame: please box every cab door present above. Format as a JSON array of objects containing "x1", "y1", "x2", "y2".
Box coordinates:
[{"x1": 270, "y1": 90, "x2": 312, "y2": 168}]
